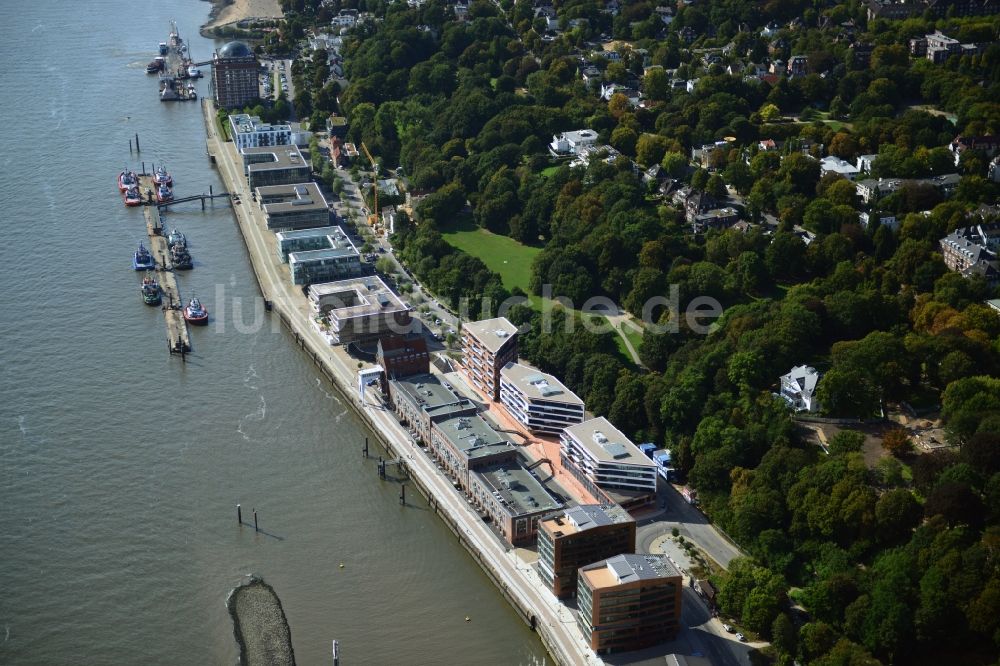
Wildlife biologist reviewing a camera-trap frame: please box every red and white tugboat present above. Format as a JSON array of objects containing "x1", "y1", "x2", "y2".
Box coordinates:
[{"x1": 183, "y1": 296, "x2": 209, "y2": 325}]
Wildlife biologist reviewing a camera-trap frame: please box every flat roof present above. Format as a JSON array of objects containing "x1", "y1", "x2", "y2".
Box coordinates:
[
  {"x1": 500, "y1": 362, "x2": 584, "y2": 406},
  {"x1": 241, "y1": 145, "x2": 309, "y2": 171},
  {"x1": 391, "y1": 373, "x2": 469, "y2": 415},
  {"x1": 435, "y1": 412, "x2": 516, "y2": 461},
  {"x1": 276, "y1": 225, "x2": 346, "y2": 241},
  {"x1": 256, "y1": 182, "x2": 329, "y2": 214},
  {"x1": 463, "y1": 318, "x2": 518, "y2": 354},
  {"x1": 562, "y1": 417, "x2": 656, "y2": 467},
  {"x1": 230, "y1": 113, "x2": 291, "y2": 134},
  {"x1": 472, "y1": 458, "x2": 563, "y2": 515},
  {"x1": 307, "y1": 275, "x2": 409, "y2": 321},
  {"x1": 541, "y1": 504, "x2": 633, "y2": 537},
  {"x1": 580, "y1": 554, "x2": 680, "y2": 589},
  {"x1": 288, "y1": 247, "x2": 359, "y2": 262}
]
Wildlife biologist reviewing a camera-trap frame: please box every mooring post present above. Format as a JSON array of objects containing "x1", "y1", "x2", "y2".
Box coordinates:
[
  {"x1": 400, "y1": 484, "x2": 405, "y2": 505},
  {"x1": 210, "y1": 184, "x2": 213, "y2": 196},
  {"x1": 135, "y1": 132, "x2": 140, "y2": 152},
  {"x1": 363, "y1": 437, "x2": 369, "y2": 458},
  {"x1": 142, "y1": 161, "x2": 146, "y2": 175},
  {"x1": 201, "y1": 196, "x2": 205, "y2": 210},
  {"x1": 237, "y1": 504, "x2": 242, "y2": 525},
  {"x1": 129, "y1": 139, "x2": 133, "y2": 153},
  {"x1": 253, "y1": 509, "x2": 259, "y2": 532}
]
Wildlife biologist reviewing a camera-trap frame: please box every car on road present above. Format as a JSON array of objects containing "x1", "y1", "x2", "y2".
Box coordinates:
[
  {"x1": 722, "y1": 624, "x2": 734, "y2": 633},
  {"x1": 736, "y1": 633, "x2": 746, "y2": 642}
]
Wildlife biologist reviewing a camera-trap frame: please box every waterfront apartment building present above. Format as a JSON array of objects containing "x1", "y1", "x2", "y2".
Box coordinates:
[
  {"x1": 461, "y1": 318, "x2": 519, "y2": 401},
  {"x1": 307, "y1": 276, "x2": 412, "y2": 346},
  {"x1": 212, "y1": 41, "x2": 259, "y2": 109},
  {"x1": 499, "y1": 362, "x2": 585, "y2": 435},
  {"x1": 229, "y1": 114, "x2": 292, "y2": 150},
  {"x1": 469, "y1": 457, "x2": 564, "y2": 546},
  {"x1": 561, "y1": 418, "x2": 658, "y2": 510},
  {"x1": 275, "y1": 226, "x2": 351, "y2": 262},
  {"x1": 577, "y1": 554, "x2": 683, "y2": 654},
  {"x1": 256, "y1": 183, "x2": 330, "y2": 231},
  {"x1": 537, "y1": 504, "x2": 636, "y2": 599},
  {"x1": 240, "y1": 146, "x2": 311, "y2": 190},
  {"x1": 388, "y1": 374, "x2": 477, "y2": 444}
]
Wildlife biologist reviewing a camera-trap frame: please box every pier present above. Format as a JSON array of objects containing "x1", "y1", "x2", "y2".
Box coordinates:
[{"x1": 140, "y1": 180, "x2": 191, "y2": 356}]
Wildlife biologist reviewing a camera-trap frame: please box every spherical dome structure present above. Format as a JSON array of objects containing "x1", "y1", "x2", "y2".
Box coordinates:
[{"x1": 217, "y1": 41, "x2": 252, "y2": 59}]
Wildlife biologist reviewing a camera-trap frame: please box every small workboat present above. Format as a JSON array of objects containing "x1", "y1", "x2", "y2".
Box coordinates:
[
  {"x1": 153, "y1": 165, "x2": 173, "y2": 187},
  {"x1": 141, "y1": 274, "x2": 162, "y2": 306},
  {"x1": 167, "y1": 228, "x2": 186, "y2": 248},
  {"x1": 170, "y1": 244, "x2": 192, "y2": 270},
  {"x1": 118, "y1": 169, "x2": 138, "y2": 192},
  {"x1": 183, "y1": 297, "x2": 209, "y2": 325},
  {"x1": 156, "y1": 183, "x2": 173, "y2": 203},
  {"x1": 124, "y1": 186, "x2": 142, "y2": 207},
  {"x1": 133, "y1": 242, "x2": 156, "y2": 271}
]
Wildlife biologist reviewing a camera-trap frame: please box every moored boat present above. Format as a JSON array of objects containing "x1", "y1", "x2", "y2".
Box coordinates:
[
  {"x1": 156, "y1": 183, "x2": 173, "y2": 203},
  {"x1": 170, "y1": 244, "x2": 192, "y2": 270},
  {"x1": 187, "y1": 64, "x2": 201, "y2": 78},
  {"x1": 146, "y1": 57, "x2": 165, "y2": 74},
  {"x1": 183, "y1": 297, "x2": 209, "y2": 325},
  {"x1": 133, "y1": 242, "x2": 156, "y2": 271},
  {"x1": 124, "y1": 186, "x2": 142, "y2": 207},
  {"x1": 153, "y1": 165, "x2": 173, "y2": 187},
  {"x1": 141, "y1": 274, "x2": 162, "y2": 306},
  {"x1": 167, "y1": 228, "x2": 186, "y2": 248},
  {"x1": 118, "y1": 169, "x2": 138, "y2": 192}
]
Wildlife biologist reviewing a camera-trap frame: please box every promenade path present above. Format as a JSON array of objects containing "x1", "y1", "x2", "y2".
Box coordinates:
[{"x1": 202, "y1": 100, "x2": 598, "y2": 666}]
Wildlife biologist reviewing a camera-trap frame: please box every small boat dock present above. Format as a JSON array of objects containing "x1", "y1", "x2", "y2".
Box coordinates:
[{"x1": 140, "y1": 185, "x2": 191, "y2": 356}]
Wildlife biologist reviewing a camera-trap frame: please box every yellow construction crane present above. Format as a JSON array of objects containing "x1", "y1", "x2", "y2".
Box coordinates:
[{"x1": 360, "y1": 141, "x2": 380, "y2": 235}]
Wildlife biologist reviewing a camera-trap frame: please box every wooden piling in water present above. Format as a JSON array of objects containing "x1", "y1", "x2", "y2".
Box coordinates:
[{"x1": 237, "y1": 504, "x2": 242, "y2": 525}]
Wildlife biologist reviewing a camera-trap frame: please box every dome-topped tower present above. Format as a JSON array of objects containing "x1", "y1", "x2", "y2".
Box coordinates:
[{"x1": 217, "y1": 41, "x2": 252, "y2": 59}]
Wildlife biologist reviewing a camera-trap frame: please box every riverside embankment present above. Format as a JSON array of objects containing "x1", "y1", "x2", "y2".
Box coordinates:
[{"x1": 201, "y1": 99, "x2": 598, "y2": 666}]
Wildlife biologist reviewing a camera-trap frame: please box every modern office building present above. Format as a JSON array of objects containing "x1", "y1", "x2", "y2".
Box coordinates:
[
  {"x1": 429, "y1": 412, "x2": 520, "y2": 491},
  {"x1": 469, "y1": 457, "x2": 564, "y2": 546},
  {"x1": 212, "y1": 41, "x2": 259, "y2": 109},
  {"x1": 229, "y1": 114, "x2": 292, "y2": 149},
  {"x1": 537, "y1": 504, "x2": 636, "y2": 599},
  {"x1": 307, "y1": 276, "x2": 412, "y2": 346},
  {"x1": 388, "y1": 373, "x2": 477, "y2": 444},
  {"x1": 577, "y1": 554, "x2": 683, "y2": 654},
  {"x1": 500, "y1": 362, "x2": 586, "y2": 435},
  {"x1": 560, "y1": 418, "x2": 658, "y2": 510},
  {"x1": 287, "y1": 230, "x2": 362, "y2": 285},
  {"x1": 240, "y1": 145, "x2": 311, "y2": 189},
  {"x1": 461, "y1": 318, "x2": 519, "y2": 400},
  {"x1": 257, "y1": 183, "x2": 330, "y2": 231},
  {"x1": 275, "y1": 226, "x2": 352, "y2": 262}
]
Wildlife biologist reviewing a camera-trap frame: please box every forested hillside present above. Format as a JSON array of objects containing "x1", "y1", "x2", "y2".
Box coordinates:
[{"x1": 280, "y1": 0, "x2": 1000, "y2": 662}]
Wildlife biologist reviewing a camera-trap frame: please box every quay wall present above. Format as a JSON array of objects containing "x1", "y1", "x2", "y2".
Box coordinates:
[{"x1": 203, "y1": 102, "x2": 572, "y2": 666}]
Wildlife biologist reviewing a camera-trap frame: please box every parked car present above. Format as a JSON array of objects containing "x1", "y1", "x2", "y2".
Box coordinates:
[
  {"x1": 736, "y1": 633, "x2": 746, "y2": 642},
  {"x1": 722, "y1": 624, "x2": 734, "y2": 633}
]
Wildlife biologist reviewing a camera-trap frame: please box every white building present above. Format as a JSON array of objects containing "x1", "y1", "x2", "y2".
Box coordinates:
[
  {"x1": 819, "y1": 156, "x2": 860, "y2": 180},
  {"x1": 499, "y1": 362, "x2": 585, "y2": 435},
  {"x1": 778, "y1": 365, "x2": 821, "y2": 412},
  {"x1": 229, "y1": 114, "x2": 293, "y2": 150},
  {"x1": 550, "y1": 129, "x2": 599, "y2": 156},
  {"x1": 560, "y1": 417, "x2": 658, "y2": 509}
]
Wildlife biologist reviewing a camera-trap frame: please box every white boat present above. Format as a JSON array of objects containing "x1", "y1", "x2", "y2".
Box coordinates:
[{"x1": 187, "y1": 64, "x2": 201, "y2": 78}]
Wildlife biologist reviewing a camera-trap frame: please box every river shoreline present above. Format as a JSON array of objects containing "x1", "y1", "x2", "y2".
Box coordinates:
[
  {"x1": 200, "y1": 0, "x2": 283, "y2": 33},
  {"x1": 200, "y1": 97, "x2": 593, "y2": 666}
]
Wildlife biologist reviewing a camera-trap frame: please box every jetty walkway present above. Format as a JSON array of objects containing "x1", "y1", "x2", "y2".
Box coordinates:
[{"x1": 202, "y1": 99, "x2": 597, "y2": 666}]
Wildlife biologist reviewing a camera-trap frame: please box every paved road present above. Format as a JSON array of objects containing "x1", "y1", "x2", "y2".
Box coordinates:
[
  {"x1": 637, "y1": 482, "x2": 744, "y2": 570},
  {"x1": 204, "y1": 100, "x2": 598, "y2": 665}
]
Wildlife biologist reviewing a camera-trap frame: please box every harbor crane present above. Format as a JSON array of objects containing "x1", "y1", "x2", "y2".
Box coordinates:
[{"x1": 360, "y1": 142, "x2": 382, "y2": 236}]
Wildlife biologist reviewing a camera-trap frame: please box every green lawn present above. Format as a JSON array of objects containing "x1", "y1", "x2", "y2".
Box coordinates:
[
  {"x1": 441, "y1": 226, "x2": 541, "y2": 295},
  {"x1": 540, "y1": 165, "x2": 561, "y2": 178}
]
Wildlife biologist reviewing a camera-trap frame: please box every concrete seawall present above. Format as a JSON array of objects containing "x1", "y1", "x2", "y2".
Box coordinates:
[{"x1": 202, "y1": 99, "x2": 581, "y2": 665}]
